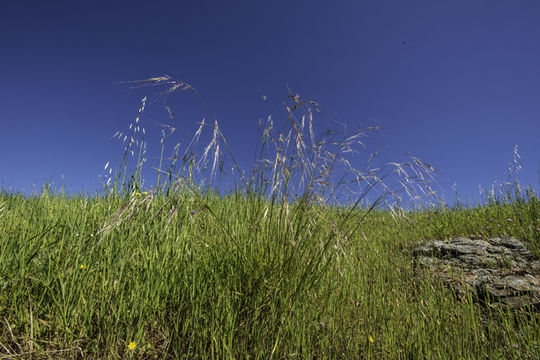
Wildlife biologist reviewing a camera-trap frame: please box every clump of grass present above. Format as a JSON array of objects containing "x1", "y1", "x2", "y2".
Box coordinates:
[{"x1": 0, "y1": 77, "x2": 538, "y2": 359}]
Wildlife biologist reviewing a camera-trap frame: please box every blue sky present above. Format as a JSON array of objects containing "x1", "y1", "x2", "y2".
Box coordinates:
[{"x1": 1, "y1": 0, "x2": 539, "y2": 208}]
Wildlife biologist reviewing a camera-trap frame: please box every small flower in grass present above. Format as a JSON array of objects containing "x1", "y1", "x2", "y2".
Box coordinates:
[
  {"x1": 79, "y1": 265, "x2": 86, "y2": 270},
  {"x1": 507, "y1": 218, "x2": 512, "y2": 222},
  {"x1": 369, "y1": 336, "x2": 374, "y2": 343},
  {"x1": 128, "y1": 341, "x2": 136, "y2": 350},
  {"x1": 134, "y1": 192, "x2": 141, "y2": 196},
  {"x1": 143, "y1": 191, "x2": 148, "y2": 195}
]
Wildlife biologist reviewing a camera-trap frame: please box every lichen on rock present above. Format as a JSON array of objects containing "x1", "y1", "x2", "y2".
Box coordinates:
[{"x1": 413, "y1": 236, "x2": 540, "y2": 310}]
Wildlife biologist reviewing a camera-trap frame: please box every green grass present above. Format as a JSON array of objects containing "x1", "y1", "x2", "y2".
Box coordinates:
[{"x1": 0, "y1": 77, "x2": 538, "y2": 359}]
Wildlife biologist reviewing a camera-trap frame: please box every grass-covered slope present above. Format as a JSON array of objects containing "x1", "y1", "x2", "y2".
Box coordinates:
[
  {"x1": 0, "y1": 190, "x2": 538, "y2": 359},
  {"x1": 1, "y1": 76, "x2": 538, "y2": 358}
]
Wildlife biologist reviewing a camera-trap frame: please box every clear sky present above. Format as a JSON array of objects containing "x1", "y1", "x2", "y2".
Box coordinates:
[{"x1": 1, "y1": 0, "x2": 539, "y2": 209}]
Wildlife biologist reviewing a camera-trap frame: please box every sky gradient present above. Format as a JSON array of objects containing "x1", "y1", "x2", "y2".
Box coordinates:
[{"x1": 1, "y1": 0, "x2": 539, "y2": 209}]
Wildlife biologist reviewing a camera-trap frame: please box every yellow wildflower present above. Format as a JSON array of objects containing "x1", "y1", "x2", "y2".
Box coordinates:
[
  {"x1": 128, "y1": 341, "x2": 136, "y2": 350},
  {"x1": 79, "y1": 265, "x2": 86, "y2": 270},
  {"x1": 369, "y1": 336, "x2": 374, "y2": 343}
]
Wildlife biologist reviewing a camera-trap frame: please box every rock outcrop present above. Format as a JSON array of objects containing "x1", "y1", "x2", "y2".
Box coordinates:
[{"x1": 413, "y1": 236, "x2": 540, "y2": 310}]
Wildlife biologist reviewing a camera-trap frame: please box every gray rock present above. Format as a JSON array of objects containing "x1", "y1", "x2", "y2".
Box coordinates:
[{"x1": 413, "y1": 237, "x2": 540, "y2": 310}]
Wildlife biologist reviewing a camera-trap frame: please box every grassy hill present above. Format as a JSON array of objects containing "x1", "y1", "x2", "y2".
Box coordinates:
[
  {"x1": 0, "y1": 186, "x2": 538, "y2": 359},
  {"x1": 0, "y1": 78, "x2": 538, "y2": 358}
]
